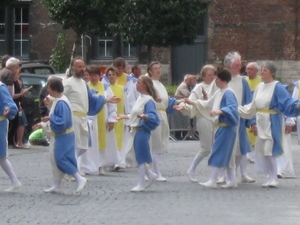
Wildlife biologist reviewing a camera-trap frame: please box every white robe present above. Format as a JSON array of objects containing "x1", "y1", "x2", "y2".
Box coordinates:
[
  {"x1": 180, "y1": 81, "x2": 218, "y2": 157},
  {"x1": 152, "y1": 80, "x2": 169, "y2": 154},
  {"x1": 292, "y1": 84, "x2": 300, "y2": 144},
  {"x1": 276, "y1": 117, "x2": 296, "y2": 178},
  {"x1": 63, "y1": 77, "x2": 89, "y2": 150}
]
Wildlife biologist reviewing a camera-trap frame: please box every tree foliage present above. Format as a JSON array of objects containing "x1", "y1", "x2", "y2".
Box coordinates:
[
  {"x1": 120, "y1": 0, "x2": 206, "y2": 62},
  {"x1": 49, "y1": 33, "x2": 69, "y2": 73}
]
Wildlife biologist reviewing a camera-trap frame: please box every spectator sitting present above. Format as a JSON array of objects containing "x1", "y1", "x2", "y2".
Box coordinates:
[
  {"x1": 175, "y1": 74, "x2": 197, "y2": 99},
  {"x1": 29, "y1": 128, "x2": 49, "y2": 146}
]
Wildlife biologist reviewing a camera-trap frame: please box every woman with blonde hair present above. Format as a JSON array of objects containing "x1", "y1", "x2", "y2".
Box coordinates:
[{"x1": 116, "y1": 75, "x2": 160, "y2": 192}]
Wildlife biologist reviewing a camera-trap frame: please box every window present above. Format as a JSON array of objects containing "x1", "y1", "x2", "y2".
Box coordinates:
[
  {"x1": 98, "y1": 37, "x2": 113, "y2": 58},
  {"x1": 123, "y1": 43, "x2": 137, "y2": 58},
  {"x1": 0, "y1": 8, "x2": 5, "y2": 56},
  {"x1": 15, "y1": 6, "x2": 29, "y2": 57}
]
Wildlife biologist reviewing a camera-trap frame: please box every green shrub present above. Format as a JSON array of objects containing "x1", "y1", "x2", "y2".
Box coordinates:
[{"x1": 50, "y1": 33, "x2": 69, "y2": 73}]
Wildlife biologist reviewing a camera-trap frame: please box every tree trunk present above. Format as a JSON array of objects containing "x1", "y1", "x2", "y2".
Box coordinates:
[
  {"x1": 147, "y1": 45, "x2": 152, "y2": 63},
  {"x1": 67, "y1": 33, "x2": 81, "y2": 77},
  {"x1": 113, "y1": 32, "x2": 122, "y2": 58}
]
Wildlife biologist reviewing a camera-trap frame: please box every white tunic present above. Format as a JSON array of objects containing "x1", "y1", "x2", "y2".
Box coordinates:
[
  {"x1": 152, "y1": 80, "x2": 169, "y2": 154},
  {"x1": 63, "y1": 77, "x2": 89, "y2": 150}
]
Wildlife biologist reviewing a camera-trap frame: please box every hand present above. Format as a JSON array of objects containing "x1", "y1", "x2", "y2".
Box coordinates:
[
  {"x1": 137, "y1": 114, "x2": 148, "y2": 120},
  {"x1": 3, "y1": 108, "x2": 9, "y2": 116},
  {"x1": 209, "y1": 110, "x2": 223, "y2": 117},
  {"x1": 43, "y1": 97, "x2": 52, "y2": 106},
  {"x1": 32, "y1": 123, "x2": 41, "y2": 130},
  {"x1": 107, "y1": 122, "x2": 114, "y2": 131},
  {"x1": 156, "y1": 97, "x2": 162, "y2": 103},
  {"x1": 285, "y1": 125, "x2": 293, "y2": 134},
  {"x1": 173, "y1": 105, "x2": 184, "y2": 111},
  {"x1": 22, "y1": 87, "x2": 32, "y2": 96},
  {"x1": 114, "y1": 114, "x2": 128, "y2": 120},
  {"x1": 41, "y1": 116, "x2": 50, "y2": 122},
  {"x1": 184, "y1": 98, "x2": 195, "y2": 105},
  {"x1": 106, "y1": 96, "x2": 121, "y2": 104},
  {"x1": 250, "y1": 124, "x2": 257, "y2": 136},
  {"x1": 202, "y1": 87, "x2": 208, "y2": 100}
]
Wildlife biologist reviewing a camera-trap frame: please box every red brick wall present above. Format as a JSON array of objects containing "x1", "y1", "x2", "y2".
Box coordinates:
[
  {"x1": 29, "y1": 0, "x2": 75, "y2": 62},
  {"x1": 209, "y1": 0, "x2": 300, "y2": 61}
]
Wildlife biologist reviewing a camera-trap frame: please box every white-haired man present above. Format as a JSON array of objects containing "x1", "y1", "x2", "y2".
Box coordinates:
[
  {"x1": 0, "y1": 57, "x2": 20, "y2": 96},
  {"x1": 221, "y1": 52, "x2": 256, "y2": 187},
  {"x1": 245, "y1": 62, "x2": 261, "y2": 162}
]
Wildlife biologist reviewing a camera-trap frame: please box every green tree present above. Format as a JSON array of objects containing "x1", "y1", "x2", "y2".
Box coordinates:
[
  {"x1": 49, "y1": 33, "x2": 69, "y2": 73},
  {"x1": 120, "y1": 0, "x2": 206, "y2": 62},
  {"x1": 41, "y1": 0, "x2": 107, "y2": 63}
]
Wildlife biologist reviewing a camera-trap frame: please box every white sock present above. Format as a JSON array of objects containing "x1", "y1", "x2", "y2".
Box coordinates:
[
  {"x1": 188, "y1": 153, "x2": 204, "y2": 173},
  {"x1": 145, "y1": 166, "x2": 156, "y2": 179},
  {"x1": 209, "y1": 166, "x2": 220, "y2": 183},
  {"x1": 226, "y1": 167, "x2": 236, "y2": 184},
  {"x1": 0, "y1": 158, "x2": 19, "y2": 185},
  {"x1": 72, "y1": 172, "x2": 84, "y2": 184},
  {"x1": 265, "y1": 156, "x2": 278, "y2": 183},
  {"x1": 152, "y1": 153, "x2": 162, "y2": 177},
  {"x1": 240, "y1": 155, "x2": 248, "y2": 179},
  {"x1": 137, "y1": 164, "x2": 146, "y2": 187}
]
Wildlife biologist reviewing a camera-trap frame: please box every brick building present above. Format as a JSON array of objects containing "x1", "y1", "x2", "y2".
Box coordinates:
[{"x1": 2, "y1": 0, "x2": 300, "y2": 84}]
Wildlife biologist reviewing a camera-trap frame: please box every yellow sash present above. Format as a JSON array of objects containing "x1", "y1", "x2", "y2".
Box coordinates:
[
  {"x1": 158, "y1": 108, "x2": 166, "y2": 112},
  {"x1": 73, "y1": 111, "x2": 87, "y2": 117},
  {"x1": 0, "y1": 116, "x2": 5, "y2": 121},
  {"x1": 257, "y1": 109, "x2": 278, "y2": 114},
  {"x1": 215, "y1": 122, "x2": 229, "y2": 127},
  {"x1": 110, "y1": 84, "x2": 125, "y2": 150},
  {"x1": 88, "y1": 82, "x2": 107, "y2": 150},
  {"x1": 54, "y1": 127, "x2": 74, "y2": 136},
  {"x1": 116, "y1": 73, "x2": 127, "y2": 87}
]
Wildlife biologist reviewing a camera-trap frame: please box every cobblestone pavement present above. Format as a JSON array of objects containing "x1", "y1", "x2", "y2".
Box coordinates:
[{"x1": 1, "y1": 133, "x2": 300, "y2": 225}]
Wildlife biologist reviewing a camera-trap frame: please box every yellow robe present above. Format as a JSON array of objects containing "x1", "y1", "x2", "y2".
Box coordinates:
[
  {"x1": 109, "y1": 84, "x2": 125, "y2": 150},
  {"x1": 245, "y1": 76, "x2": 262, "y2": 147},
  {"x1": 116, "y1": 73, "x2": 127, "y2": 87},
  {"x1": 88, "y1": 82, "x2": 107, "y2": 151}
]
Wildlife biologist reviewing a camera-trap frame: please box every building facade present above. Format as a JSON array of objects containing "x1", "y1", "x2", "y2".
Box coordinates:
[{"x1": 1, "y1": 0, "x2": 300, "y2": 84}]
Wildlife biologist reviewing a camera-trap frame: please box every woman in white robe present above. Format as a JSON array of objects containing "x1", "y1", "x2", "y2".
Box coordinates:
[
  {"x1": 174, "y1": 64, "x2": 219, "y2": 182},
  {"x1": 148, "y1": 61, "x2": 178, "y2": 182},
  {"x1": 239, "y1": 61, "x2": 300, "y2": 188}
]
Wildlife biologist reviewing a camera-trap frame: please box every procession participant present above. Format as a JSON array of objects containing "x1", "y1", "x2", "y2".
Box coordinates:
[
  {"x1": 148, "y1": 61, "x2": 177, "y2": 182},
  {"x1": 63, "y1": 57, "x2": 120, "y2": 173},
  {"x1": 78, "y1": 65, "x2": 116, "y2": 175},
  {"x1": 105, "y1": 66, "x2": 128, "y2": 170},
  {"x1": 35, "y1": 78, "x2": 87, "y2": 193},
  {"x1": 0, "y1": 80, "x2": 21, "y2": 192},
  {"x1": 224, "y1": 51, "x2": 255, "y2": 183},
  {"x1": 277, "y1": 117, "x2": 296, "y2": 178},
  {"x1": 184, "y1": 69, "x2": 239, "y2": 188},
  {"x1": 239, "y1": 61, "x2": 300, "y2": 187},
  {"x1": 174, "y1": 64, "x2": 218, "y2": 182},
  {"x1": 115, "y1": 75, "x2": 160, "y2": 192},
  {"x1": 245, "y1": 62, "x2": 261, "y2": 162}
]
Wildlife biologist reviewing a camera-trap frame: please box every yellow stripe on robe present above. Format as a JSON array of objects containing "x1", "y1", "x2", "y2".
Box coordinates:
[
  {"x1": 110, "y1": 84, "x2": 125, "y2": 151},
  {"x1": 88, "y1": 82, "x2": 107, "y2": 151},
  {"x1": 245, "y1": 76, "x2": 262, "y2": 148},
  {"x1": 116, "y1": 73, "x2": 127, "y2": 87}
]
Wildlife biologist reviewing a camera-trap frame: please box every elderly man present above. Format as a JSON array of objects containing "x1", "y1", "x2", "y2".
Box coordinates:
[
  {"x1": 0, "y1": 57, "x2": 19, "y2": 96},
  {"x1": 131, "y1": 64, "x2": 142, "y2": 79},
  {"x1": 175, "y1": 74, "x2": 197, "y2": 99},
  {"x1": 221, "y1": 52, "x2": 256, "y2": 187},
  {"x1": 245, "y1": 62, "x2": 261, "y2": 162}
]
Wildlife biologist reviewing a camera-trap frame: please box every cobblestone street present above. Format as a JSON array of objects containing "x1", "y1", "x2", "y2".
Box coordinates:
[{"x1": 1, "y1": 134, "x2": 300, "y2": 225}]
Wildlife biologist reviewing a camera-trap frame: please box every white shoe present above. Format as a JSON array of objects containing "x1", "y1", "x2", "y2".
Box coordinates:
[
  {"x1": 79, "y1": 171, "x2": 86, "y2": 176},
  {"x1": 216, "y1": 176, "x2": 226, "y2": 184},
  {"x1": 146, "y1": 173, "x2": 157, "y2": 189},
  {"x1": 63, "y1": 174, "x2": 75, "y2": 181},
  {"x1": 268, "y1": 180, "x2": 279, "y2": 188},
  {"x1": 187, "y1": 170, "x2": 198, "y2": 183},
  {"x1": 130, "y1": 185, "x2": 145, "y2": 192},
  {"x1": 221, "y1": 182, "x2": 238, "y2": 189},
  {"x1": 199, "y1": 181, "x2": 217, "y2": 189},
  {"x1": 113, "y1": 165, "x2": 120, "y2": 171},
  {"x1": 99, "y1": 167, "x2": 106, "y2": 175},
  {"x1": 76, "y1": 177, "x2": 87, "y2": 192},
  {"x1": 43, "y1": 186, "x2": 62, "y2": 194},
  {"x1": 262, "y1": 181, "x2": 271, "y2": 188},
  {"x1": 156, "y1": 176, "x2": 167, "y2": 182},
  {"x1": 241, "y1": 176, "x2": 255, "y2": 183},
  {"x1": 5, "y1": 181, "x2": 22, "y2": 192}
]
